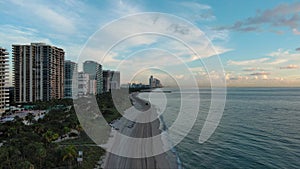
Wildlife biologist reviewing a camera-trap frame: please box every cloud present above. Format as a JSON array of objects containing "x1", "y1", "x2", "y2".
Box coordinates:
[
  {"x1": 227, "y1": 58, "x2": 269, "y2": 66},
  {"x1": 226, "y1": 48, "x2": 300, "y2": 86},
  {"x1": 215, "y1": 2, "x2": 300, "y2": 34},
  {"x1": 243, "y1": 67, "x2": 266, "y2": 71},
  {"x1": 7, "y1": 0, "x2": 77, "y2": 34},
  {"x1": 280, "y1": 64, "x2": 299, "y2": 69},
  {"x1": 172, "y1": 1, "x2": 216, "y2": 22},
  {"x1": 80, "y1": 13, "x2": 231, "y2": 69},
  {"x1": 250, "y1": 72, "x2": 270, "y2": 76},
  {"x1": 268, "y1": 49, "x2": 300, "y2": 61},
  {"x1": 110, "y1": 0, "x2": 142, "y2": 16},
  {"x1": 268, "y1": 59, "x2": 288, "y2": 65},
  {"x1": 292, "y1": 28, "x2": 300, "y2": 35},
  {"x1": 0, "y1": 25, "x2": 52, "y2": 47}
]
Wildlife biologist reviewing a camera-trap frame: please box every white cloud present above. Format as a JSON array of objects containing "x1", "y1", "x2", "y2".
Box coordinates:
[
  {"x1": 268, "y1": 49, "x2": 300, "y2": 61},
  {"x1": 7, "y1": 0, "x2": 77, "y2": 34},
  {"x1": 80, "y1": 13, "x2": 231, "y2": 68},
  {"x1": 227, "y1": 58, "x2": 269, "y2": 66},
  {"x1": 111, "y1": 0, "x2": 142, "y2": 16},
  {"x1": 293, "y1": 28, "x2": 300, "y2": 35},
  {"x1": 268, "y1": 59, "x2": 288, "y2": 65},
  {"x1": 0, "y1": 25, "x2": 52, "y2": 48}
]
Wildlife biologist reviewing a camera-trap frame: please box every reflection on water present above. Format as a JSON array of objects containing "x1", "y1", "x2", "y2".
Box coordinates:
[{"x1": 140, "y1": 88, "x2": 300, "y2": 168}]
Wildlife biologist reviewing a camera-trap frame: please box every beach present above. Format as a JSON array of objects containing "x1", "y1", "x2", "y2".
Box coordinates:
[{"x1": 102, "y1": 93, "x2": 178, "y2": 169}]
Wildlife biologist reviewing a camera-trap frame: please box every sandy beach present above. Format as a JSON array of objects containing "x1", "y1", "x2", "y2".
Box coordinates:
[{"x1": 102, "y1": 93, "x2": 178, "y2": 169}]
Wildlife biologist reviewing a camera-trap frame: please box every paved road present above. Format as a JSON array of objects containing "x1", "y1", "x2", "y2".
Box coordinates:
[{"x1": 103, "y1": 93, "x2": 178, "y2": 169}]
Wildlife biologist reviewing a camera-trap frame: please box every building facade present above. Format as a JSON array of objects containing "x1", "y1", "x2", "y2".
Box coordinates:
[
  {"x1": 83, "y1": 60, "x2": 98, "y2": 80},
  {"x1": 77, "y1": 72, "x2": 89, "y2": 96},
  {"x1": 13, "y1": 43, "x2": 64, "y2": 103},
  {"x1": 64, "y1": 60, "x2": 78, "y2": 99},
  {"x1": 0, "y1": 47, "x2": 9, "y2": 114},
  {"x1": 83, "y1": 60, "x2": 103, "y2": 94},
  {"x1": 149, "y1": 75, "x2": 162, "y2": 88},
  {"x1": 103, "y1": 70, "x2": 120, "y2": 92},
  {"x1": 88, "y1": 80, "x2": 97, "y2": 95},
  {"x1": 96, "y1": 64, "x2": 103, "y2": 94},
  {"x1": 103, "y1": 70, "x2": 110, "y2": 92}
]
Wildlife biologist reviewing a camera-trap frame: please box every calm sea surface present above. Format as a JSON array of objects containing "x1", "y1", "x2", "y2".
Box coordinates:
[{"x1": 140, "y1": 88, "x2": 300, "y2": 169}]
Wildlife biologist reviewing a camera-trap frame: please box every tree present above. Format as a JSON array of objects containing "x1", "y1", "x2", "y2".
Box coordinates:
[
  {"x1": 43, "y1": 130, "x2": 59, "y2": 145},
  {"x1": 36, "y1": 143, "x2": 47, "y2": 168},
  {"x1": 63, "y1": 126, "x2": 71, "y2": 135},
  {"x1": 16, "y1": 160, "x2": 34, "y2": 169},
  {"x1": 62, "y1": 145, "x2": 77, "y2": 168}
]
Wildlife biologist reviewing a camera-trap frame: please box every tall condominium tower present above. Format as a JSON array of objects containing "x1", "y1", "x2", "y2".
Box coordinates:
[
  {"x1": 0, "y1": 47, "x2": 9, "y2": 114},
  {"x1": 13, "y1": 43, "x2": 64, "y2": 103},
  {"x1": 64, "y1": 60, "x2": 78, "y2": 99},
  {"x1": 83, "y1": 60, "x2": 103, "y2": 94}
]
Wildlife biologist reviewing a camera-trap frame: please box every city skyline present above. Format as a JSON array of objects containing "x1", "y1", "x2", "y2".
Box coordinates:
[
  {"x1": 1, "y1": 42, "x2": 121, "y2": 107},
  {"x1": 0, "y1": 0, "x2": 299, "y2": 87}
]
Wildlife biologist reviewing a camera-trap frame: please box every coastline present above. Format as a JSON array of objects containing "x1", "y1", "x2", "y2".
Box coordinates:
[{"x1": 102, "y1": 93, "x2": 179, "y2": 169}]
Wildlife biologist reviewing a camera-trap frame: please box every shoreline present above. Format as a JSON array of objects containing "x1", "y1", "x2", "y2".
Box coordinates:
[{"x1": 102, "y1": 93, "x2": 179, "y2": 169}]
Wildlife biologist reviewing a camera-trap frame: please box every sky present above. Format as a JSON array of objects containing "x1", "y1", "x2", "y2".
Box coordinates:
[{"x1": 0, "y1": 0, "x2": 300, "y2": 87}]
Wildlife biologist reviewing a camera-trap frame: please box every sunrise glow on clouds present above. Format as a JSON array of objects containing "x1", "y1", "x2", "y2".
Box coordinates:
[{"x1": 0, "y1": 0, "x2": 299, "y2": 86}]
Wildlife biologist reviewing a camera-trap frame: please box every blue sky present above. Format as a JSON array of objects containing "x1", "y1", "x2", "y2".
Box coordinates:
[{"x1": 0, "y1": 0, "x2": 300, "y2": 86}]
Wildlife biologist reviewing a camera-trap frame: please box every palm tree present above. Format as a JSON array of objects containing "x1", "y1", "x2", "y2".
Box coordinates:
[
  {"x1": 43, "y1": 130, "x2": 59, "y2": 145},
  {"x1": 62, "y1": 145, "x2": 77, "y2": 169}
]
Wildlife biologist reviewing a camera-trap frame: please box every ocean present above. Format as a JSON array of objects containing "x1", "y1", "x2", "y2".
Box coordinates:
[{"x1": 139, "y1": 88, "x2": 300, "y2": 169}]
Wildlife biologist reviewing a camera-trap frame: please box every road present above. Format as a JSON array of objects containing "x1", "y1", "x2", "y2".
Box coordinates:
[{"x1": 103, "y1": 93, "x2": 178, "y2": 169}]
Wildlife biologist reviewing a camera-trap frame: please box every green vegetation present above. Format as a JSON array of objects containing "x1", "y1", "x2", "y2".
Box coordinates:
[{"x1": 0, "y1": 92, "x2": 126, "y2": 169}]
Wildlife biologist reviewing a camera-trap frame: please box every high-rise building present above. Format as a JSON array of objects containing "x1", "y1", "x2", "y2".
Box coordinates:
[
  {"x1": 83, "y1": 60, "x2": 98, "y2": 80},
  {"x1": 88, "y1": 80, "x2": 97, "y2": 95},
  {"x1": 149, "y1": 75, "x2": 154, "y2": 88},
  {"x1": 103, "y1": 70, "x2": 120, "y2": 92},
  {"x1": 0, "y1": 47, "x2": 9, "y2": 114},
  {"x1": 96, "y1": 64, "x2": 103, "y2": 94},
  {"x1": 78, "y1": 72, "x2": 89, "y2": 96},
  {"x1": 13, "y1": 43, "x2": 64, "y2": 103},
  {"x1": 149, "y1": 75, "x2": 162, "y2": 88},
  {"x1": 83, "y1": 60, "x2": 103, "y2": 94},
  {"x1": 64, "y1": 60, "x2": 78, "y2": 99},
  {"x1": 103, "y1": 70, "x2": 110, "y2": 92}
]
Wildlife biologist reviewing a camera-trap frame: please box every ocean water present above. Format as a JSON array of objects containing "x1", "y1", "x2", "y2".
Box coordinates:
[{"x1": 140, "y1": 88, "x2": 300, "y2": 169}]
